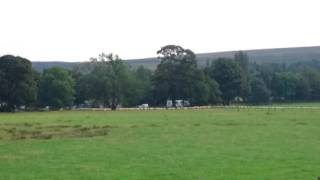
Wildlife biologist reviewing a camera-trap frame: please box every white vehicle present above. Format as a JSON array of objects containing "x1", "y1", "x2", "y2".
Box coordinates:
[
  {"x1": 183, "y1": 100, "x2": 190, "y2": 107},
  {"x1": 175, "y1": 100, "x2": 183, "y2": 108},
  {"x1": 166, "y1": 100, "x2": 173, "y2": 108},
  {"x1": 138, "y1": 104, "x2": 149, "y2": 109},
  {"x1": 166, "y1": 100, "x2": 190, "y2": 108}
]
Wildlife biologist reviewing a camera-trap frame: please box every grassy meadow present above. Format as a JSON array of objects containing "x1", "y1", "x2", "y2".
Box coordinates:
[{"x1": 0, "y1": 108, "x2": 319, "y2": 180}]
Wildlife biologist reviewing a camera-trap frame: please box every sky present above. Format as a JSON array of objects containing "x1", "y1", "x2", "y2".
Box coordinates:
[{"x1": 0, "y1": 0, "x2": 320, "y2": 62}]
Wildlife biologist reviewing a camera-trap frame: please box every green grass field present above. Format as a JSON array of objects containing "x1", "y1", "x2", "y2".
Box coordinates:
[
  {"x1": 0, "y1": 108, "x2": 319, "y2": 180},
  {"x1": 270, "y1": 102, "x2": 320, "y2": 107}
]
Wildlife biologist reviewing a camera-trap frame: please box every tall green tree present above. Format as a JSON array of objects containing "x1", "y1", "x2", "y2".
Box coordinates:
[
  {"x1": 271, "y1": 72, "x2": 298, "y2": 101},
  {"x1": 191, "y1": 73, "x2": 221, "y2": 105},
  {"x1": 0, "y1": 55, "x2": 37, "y2": 112},
  {"x1": 73, "y1": 72, "x2": 91, "y2": 105},
  {"x1": 209, "y1": 58, "x2": 244, "y2": 105},
  {"x1": 153, "y1": 45, "x2": 209, "y2": 106},
  {"x1": 129, "y1": 66, "x2": 153, "y2": 105},
  {"x1": 301, "y1": 69, "x2": 320, "y2": 100},
  {"x1": 249, "y1": 77, "x2": 271, "y2": 104},
  {"x1": 39, "y1": 67, "x2": 75, "y2": 109},
  {"x1": 234, "y1": 51, "x2": 250, "y2": 101},
  {"x1": 295, "y1": 74, "x2": 311, "y2": 101},
  {"x1": 204, "y1": 75, "x2": 222, "y2": 104},
  {"x1": 84, "y1": 53, "x2": 132, "y2": 110}
]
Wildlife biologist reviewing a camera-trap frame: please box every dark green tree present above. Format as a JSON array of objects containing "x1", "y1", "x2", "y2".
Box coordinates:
[
  {"x1": 73, "y1": 72, "x2": 92, "y2": 105},
  {"x1": 295, "y1": 74, "x2": 311, "y2": 101},
  {"x1": 234, "y1": 51, "x2": 250, "y2": 101},
  {"x1": 0, "y1": 55, "x2": 37, "y2": 112},
  {"x1": 39, "y1": 67, "x2": 75, "y2": 109},
  {"x1": 301, "y1": 69, "x2": 320, "y2": 100},
  {"x1": 253, "y1": 63, "x2": 286, "y2": 90},
  {"x1": 271, "y1": 72, "x2": 298, "y2": 101},
  {"x1": 153, "y1": 45, "x2": 209, "y2": 106},
  {"x1": 209, "y1": 58, "x2": 244, "y2": 105},
  {"x1": 204, "y1": 75, "x2": 222, "y2": 104},
  {"x1": 84, "y1": 53, "x2": 132, "y2": 110},
  {"x1": 129, "y1": 66, "x2": 153, "y2": 106},
  {"x1": 249, "y1": 77, "x2": 271, "y2": 104}
]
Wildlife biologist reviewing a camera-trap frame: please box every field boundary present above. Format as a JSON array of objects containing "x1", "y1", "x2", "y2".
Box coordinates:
[{"x1": 73, "y1": 105, "x2": 320, "y2": 111}]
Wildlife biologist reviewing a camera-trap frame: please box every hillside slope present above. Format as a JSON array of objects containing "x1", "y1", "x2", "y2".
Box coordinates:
[{"x1": 32, "y1": 46, "x2": 320, "y2": 71}]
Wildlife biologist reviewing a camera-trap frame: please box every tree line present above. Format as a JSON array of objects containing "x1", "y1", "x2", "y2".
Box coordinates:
[{"x1": 1, "y1": 45, "x2": 320, "y2": 112}]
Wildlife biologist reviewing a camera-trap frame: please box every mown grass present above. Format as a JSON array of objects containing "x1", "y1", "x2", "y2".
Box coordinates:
[{"x1": 0, "y1": 108, "x2": 319, "y2": 180}]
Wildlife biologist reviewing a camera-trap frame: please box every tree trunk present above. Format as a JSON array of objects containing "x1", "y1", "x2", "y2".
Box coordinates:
[{"x1": 110, "y1": 98, "x2": 117, "y2": 110}]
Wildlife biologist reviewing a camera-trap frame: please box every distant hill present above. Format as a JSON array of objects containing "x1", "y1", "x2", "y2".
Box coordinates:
[
  {"x1": 32, "y1": 61, "x2": 81, "y2": 72},
  {"x1": 197, "y1": 46, "x2": 320, "y2": 64},
  {"x1": 32, "y1": 46, "x2": 320, "y2": 71}
]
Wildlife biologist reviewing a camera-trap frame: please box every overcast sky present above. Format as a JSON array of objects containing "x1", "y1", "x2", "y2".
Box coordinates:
[{"x1": 0, "y1": 0, "x2": 319, "y2": 61}]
